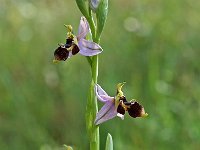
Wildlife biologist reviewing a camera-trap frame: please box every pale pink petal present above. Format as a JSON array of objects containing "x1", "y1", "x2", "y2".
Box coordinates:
[
  {"x1": 95, "y1": 100, "x2": 118, "y2": 125},
  {"x1": 95, "y1": 84, "x2": 114, "y2": 103},
  {"x1": 78, "y1": 39, "x2": 103, "y2": 56},
  {"x1": 77, "y1": 16, "x2": 89, "y2": 40}
]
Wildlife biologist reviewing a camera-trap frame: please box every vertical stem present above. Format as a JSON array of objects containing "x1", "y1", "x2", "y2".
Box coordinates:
[
  {"x1": 86, "y1": 14, "x2": 100, "y2": 150},
  {"x1": 89, "y1": 55, "x2": 99, "y2": 150}
]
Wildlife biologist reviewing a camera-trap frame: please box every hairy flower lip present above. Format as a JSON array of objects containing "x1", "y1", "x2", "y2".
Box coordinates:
[
  {"x1": 126, "y1": 101, "x2": 148, "y2": 118},
  {"x1": 53, "y1": 46, "x2": 69, "y2": 61}
]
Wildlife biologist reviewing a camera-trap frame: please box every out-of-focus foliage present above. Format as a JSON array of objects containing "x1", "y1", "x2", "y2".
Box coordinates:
[{"x1": 0, "y1": 0, "x2": 200, "y2": 149}]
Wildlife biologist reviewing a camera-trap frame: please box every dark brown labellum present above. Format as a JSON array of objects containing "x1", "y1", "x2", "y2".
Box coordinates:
[
  {"x1": 72, "y1": 44, "x2": 80, "y2": 55},
  {"x1": 117, "y1": 104, "x2": 125, "y2": 115},
  {"x1": 127, "y1": 102, "x2": 144, "y2": 118},
  {"x1": 54, "y1": 46, "x2": 69, "y2": 61},
  {"x1": 117, "y1": 96, "x2": 128, "y2": 114}
]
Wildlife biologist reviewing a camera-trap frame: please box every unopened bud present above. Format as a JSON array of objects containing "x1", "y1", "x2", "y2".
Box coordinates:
[{"x1": 90, "y1": 0, "x2": 101, "y2": 12}]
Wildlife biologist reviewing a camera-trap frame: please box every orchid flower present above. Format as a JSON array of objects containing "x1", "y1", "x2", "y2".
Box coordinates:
[
  {"x1": 53, "y1": 16, "x2": 103, "y2": 62},
  {"x1": 94, "y1": 83, "x2": 148, "y2": 125}
]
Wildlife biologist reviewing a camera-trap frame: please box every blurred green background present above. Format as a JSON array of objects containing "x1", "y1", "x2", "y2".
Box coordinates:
[{"x1": 1, "y1": 0, "x2": 200, "y2": 149}]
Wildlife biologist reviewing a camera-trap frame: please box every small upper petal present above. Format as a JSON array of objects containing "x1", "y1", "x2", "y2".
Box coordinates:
[
  {"x1": 77, "y1": 16, "x2": 89, "y2": 40},
  {"x1": 78, "y1": 39, "x2": 103, "y2": 56},
  {"x1": 95, "y1": 100, "x2": 118, "y2": 125},
  {"x1": 95, "y1": 84, "x2": 114, "y2": 103}
]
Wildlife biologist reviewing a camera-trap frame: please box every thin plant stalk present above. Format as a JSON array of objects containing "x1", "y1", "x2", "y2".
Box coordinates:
[{"x1": 86, "y1": 14, "x2": 101, "y2": 150}]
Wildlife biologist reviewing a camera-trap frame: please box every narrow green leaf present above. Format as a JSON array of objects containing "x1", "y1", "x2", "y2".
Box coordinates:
[
  {"x1": 105, "y1": 133, "x2": 113, "y2": 150},
  {"x1": 96, "y1": 0, "x2": 108, "y2": 39}
]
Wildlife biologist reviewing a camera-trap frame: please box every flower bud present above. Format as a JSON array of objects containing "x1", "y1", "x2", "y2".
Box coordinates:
[{"x1": 90, "y1": 0, "x2": 101, "y2": 12}]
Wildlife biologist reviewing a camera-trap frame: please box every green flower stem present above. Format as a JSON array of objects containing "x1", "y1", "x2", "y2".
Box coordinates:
[
  {"x1": 88, "y1": 55, "x2": 99, "y2": 150},
  {"x1": 86, "y1": 14, "x2": 101, "y2": 150}
]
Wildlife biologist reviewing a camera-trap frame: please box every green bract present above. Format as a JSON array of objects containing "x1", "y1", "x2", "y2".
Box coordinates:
[
  {"x1": 75, "y1": 0, "x2": 89, "y2": 18},
  {"x1": 105, "y1": 133, "x2": 113, "y2": 150},
  {"x1": 96, "y1": 0, "x2": 108, "y2": 39}
]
